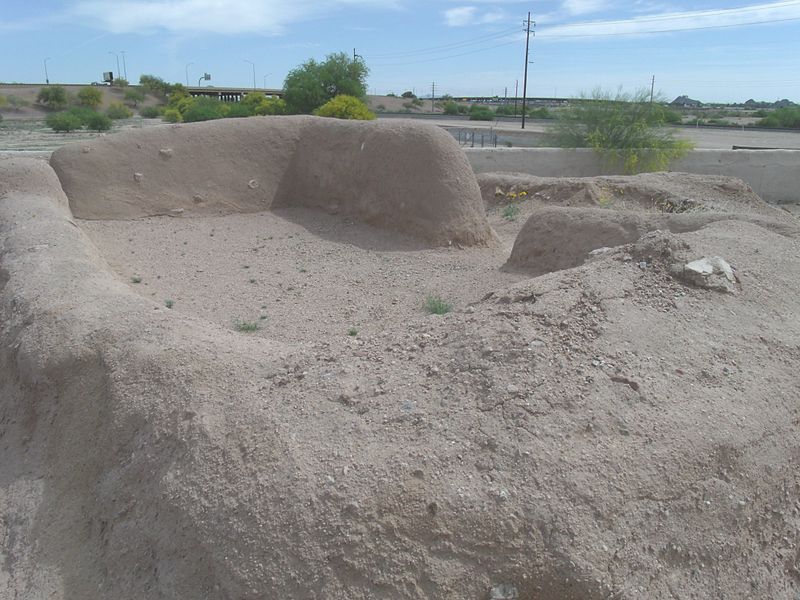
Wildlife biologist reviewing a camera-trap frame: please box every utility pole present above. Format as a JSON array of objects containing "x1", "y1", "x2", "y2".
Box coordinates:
[
  {"x1": 431, "y1": 81, "x2": 435, "y2": 113},
  {"x1": 504, "y1": 86, "x2": 508, "y2": 104},
  {"x1": 650, "y1": 75, "x2": 655, "y2": 103},
  {"x1": 185, "y1": 62, "x2": 194, "y2": 87},
  {"x1": 514, "y1": 79, "x2": 518, "y2": 117},
  {"x1": 120, "y1": 51, "x2": 128, "y2": 80},
  {"x1": 244, "y1": 60, "x2": 256, "y2": 90},
  {"x1": 353, "y1": 48, "x2": 363, "y2": 62},
  {"x1": 44, "y1": 57, "x2": 50, "y2": 85},
  {"x1": 521, "y1": 12, "x2": 534, "y2": 129}
]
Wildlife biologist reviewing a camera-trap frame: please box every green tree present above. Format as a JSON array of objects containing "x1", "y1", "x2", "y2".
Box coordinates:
[
  {"x1": 77, "y1": 87, "x2": 103, "y2": 108},
  {"x1": 315, "y1": 95, "x2": 375, "y2": 120},
  {"x1": 547, "y1": 88, "x2": 694, "y2": 173},
  {"x1": 37, "y1": 86, "x2": 68, "y2": 109},
  {"x1": 283, "y1": 52, "x2": 368, "y2": 114},
  {"x1": 182, "y1": 96, "x2": 224, "y2": 122}
]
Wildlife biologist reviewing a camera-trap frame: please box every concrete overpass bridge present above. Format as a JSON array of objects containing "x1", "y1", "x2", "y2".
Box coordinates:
[{"x1": 186, "y1": 86, "x2": 284, "y2": 102}]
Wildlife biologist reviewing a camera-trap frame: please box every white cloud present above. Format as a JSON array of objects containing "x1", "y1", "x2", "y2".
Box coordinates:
[
  {"x1": 70, "y1": 0, "x2": 398, "y2": 35},
  {"x1": 541, "y1": 1, "x2": 800, "y2": 39},
  {"x1": 443, "y1": 5, "x2": 505, "y2": 26},
  {"x1": 561, "y1": 0, "x2": 609, "y2": 16}
]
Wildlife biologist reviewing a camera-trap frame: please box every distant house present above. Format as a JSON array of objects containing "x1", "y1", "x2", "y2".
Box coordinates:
[{"x1": 671, "y1": 95, "x2": 703, "y2": 108}]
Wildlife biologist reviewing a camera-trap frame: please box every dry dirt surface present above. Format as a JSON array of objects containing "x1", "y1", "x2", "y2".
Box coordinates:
[{"x1": 1, "y1": 117, "x2": 800, "y2": 600}]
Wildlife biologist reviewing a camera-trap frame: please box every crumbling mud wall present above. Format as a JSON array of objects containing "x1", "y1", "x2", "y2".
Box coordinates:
[{"x1": 50, "y1": 116, "x2": 493, "y2": 247}]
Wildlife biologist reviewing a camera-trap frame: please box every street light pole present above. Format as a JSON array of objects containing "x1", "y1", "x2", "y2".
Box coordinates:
[
  {"x1": 244, "y1": 59, "x2": 256, "y2": 90},
  {"x1": 109, "y1": 51, "x2": 120, "y2": 80},
  {"x1": 185, "y1": 62, "x2": 194, "y2": 86},
  {"x1": 120, "y1": 51, "x2": 128, "y2": 80},
  {"x1": 44, "y1": 57, "x2": 51, "y2": 85}
]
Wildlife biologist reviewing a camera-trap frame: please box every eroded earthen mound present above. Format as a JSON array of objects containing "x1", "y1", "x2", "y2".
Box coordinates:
[
  {"x1": 50, "y1": 116, "x2": 494, "y2": 247},
  {"x1": 2, "y1": 144, "x2": 800, "y2": 600}
]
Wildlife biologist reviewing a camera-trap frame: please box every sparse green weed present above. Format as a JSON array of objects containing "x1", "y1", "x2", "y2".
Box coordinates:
[
  {"x1": 424, "y1": 294, "x2": 452, "y2": 315},
  {"x1": 234, "y1": 319, "x2": 260, "y2": 332}
]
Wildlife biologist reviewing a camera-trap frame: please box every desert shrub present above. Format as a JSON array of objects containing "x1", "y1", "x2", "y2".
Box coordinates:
[
  {"x1": 163, "y1": 108, "x2": 182, "y2": 123},
  {"x1": 375, "y1": 103, "x2": 386, "y2": 111},
  {"x1": 112, "y1": 78, "x2": 129, "y2": 87},
  {"x1": 7, "y1": 95, "x2": 29, "y2": 109},
  {"x1": 106, "y1": 102, "x2": 133, "y2": 119},
  {"x1": 182, "y1": 96, "x2": 224, "y2": 122},
  {"x1": 46, "y1": 111, "x2": 83, "y2": 132},
  {"x1": 758, "y1": 106, "x2": 800, "y2": 129},
  {"x1": 223, "y1": 102, "x2": 253, "y2": 118},
  {"x1": 752, "y1": 109, "x2": 769, "y2": 118},
  {"x1": 315, "y1": 95, "x2": 375, "y2": 120},
  {"x1": 77, "y1": 87, "x2": 103, "y2": 108},
  {"x1": 139, "y1": 105, "x2": 162, "y2": 118},
  {"x1": 386, "y1": 92, "x2": 397, "y2": 97},
  {"x1": 0, "y1": 95, "x2": 6, "y2": 108},
  {"x1": 457, "y1": 104, "x2": 468, "y2": 115},
  {"x1": 662, "y1": 108, "x2": 682, "y2": 124},
  {"x1": 37, "y1": 86, "x2": 68, "y2": 109},
  {"x1": 124, "y1": 88, "x2": 146, "y2": 106},
  {"x1": 411, "y1": 97, "x2": 423, "y2": 107},
  {"x1": 402, "y1": 101, "x2": 416, "y2": 110},
  {"x1": 401, "y1": 91, "x2": 415, "y2": 98},
  {"x1": 494, "y1": 104, "x2": 515, "y2": 116},
  {"x1": 66, "y1": 106, "x2": 96, "y2": 125},
  {"x1": 442, "y1": 101, "x2": 459, "y2": 115},
  {"x1": 255, "y1": 97, "x2": 287, "y2": 116},
  {"x1": 469, "y1": 105, "x2": 495, "y2": 121},
  {"x1": 547, "y1": 88, "x2": 694, "y2": 173},
  {"x1": 85, "y1": 112, "x2": 113, "y2": 131}
]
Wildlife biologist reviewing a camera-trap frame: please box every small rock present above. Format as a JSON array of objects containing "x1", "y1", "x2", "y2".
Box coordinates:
[
  {"x1": 506, "y1": 384, "x2": 519, "y2": 395},
  {"x1": 170, "y1": 208, "x2": 185, "y2": 215},
  {"x1": 133, "y1": 172, "x2": 144, "y2": 182},
  {"x1": 638, "y1": 261, "x2": 648, "y2": 269},
  {"x1": 248, "y1": 179, "x2": 260, "y2": 190},
  {"x1": 528, "y1": 339, "x2": 546, "y2": 349},
  {"x1": 489, "y1": 583, "x2": 519, "y2": 600},
  {"x1": 674, "y1": 256, "x2": 736, "y2": 293},
  {"x1": 82, "y1": 147, "x2": 91, "y2": 153},
  {"x1": 159, "y1": 148, "x2": 173, "y2": 158},
  {"x1": 192, "y1": 194, "x2": 204, "y2": 203}
]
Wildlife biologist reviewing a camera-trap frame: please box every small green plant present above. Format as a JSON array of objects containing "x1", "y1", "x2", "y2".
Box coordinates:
[
  {"x1": 131, "y1": 276, "x2": 142, "y2": 283},
  {"x1": 442, "y1": 101, "x2": 460, "y2": 115},
  {"x1": 234, "y1": 319, "x2": 260, "y2": 332},
  {"x1": 348, "y1": 327, "x2": 358, "y2": 336},
  {"x1": 757, "y1": 106, "x2": 800, "y2": 129},
  {"x1": 424, "y1": 294, "x2": 452, "y2": 315},
  {"x1": 502, "y1": 204, "x2": 521, "y2": 220},
  {"x1": 165, "y1": 299, "x2": 174, "y2": 308},
  {"x1": 249, "y1": 278, "x2": 256, "y2": 283},
  {"x1": 106, "y1": 102, "x2": 133, "y2": 119}
]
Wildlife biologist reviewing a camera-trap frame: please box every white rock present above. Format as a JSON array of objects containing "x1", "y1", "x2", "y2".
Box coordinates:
[{"x1": 677, "y1": 256, "x2": 736, "y2": 293}]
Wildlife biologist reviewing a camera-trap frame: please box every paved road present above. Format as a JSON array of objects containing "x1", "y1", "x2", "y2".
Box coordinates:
[{"x1": 376, "y1": 114, "x2": 800, "y2": 150}]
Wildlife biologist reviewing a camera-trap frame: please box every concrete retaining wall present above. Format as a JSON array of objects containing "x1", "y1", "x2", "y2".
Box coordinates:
[{"x1": 465, "y1": 148, "x2": 800, "y2": 204}]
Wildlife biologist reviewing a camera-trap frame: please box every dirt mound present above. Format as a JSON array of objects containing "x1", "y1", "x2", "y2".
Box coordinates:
[
  {"x1": 50, "y1": 116, "x2": 492, "y2": 247},
  {"x1": 3, "y1": 154, "x2": 800, "y2": 600},
  {"x1": 478, "y1": 170, "x2": 789, "y2": 217},
  {"x1": 507, "y1": 205, "x2": 800, "y2": 275}
]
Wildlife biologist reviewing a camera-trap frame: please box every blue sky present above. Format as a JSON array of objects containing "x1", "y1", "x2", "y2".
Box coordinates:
[{"x1": 2, "y1": 0, "x2": 800, "y2": 102}]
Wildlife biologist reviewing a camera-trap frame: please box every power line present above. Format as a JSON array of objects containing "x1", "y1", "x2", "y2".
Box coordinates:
[
  {"x1": 366, "y1": 26, "x2": 520, "y2": 59},
  {"x1": 540, "y1": 15, "x2": 800, "y2": 38},
  {"x1": 366, "y1": 38, "x2": 520, "y2": 67}
]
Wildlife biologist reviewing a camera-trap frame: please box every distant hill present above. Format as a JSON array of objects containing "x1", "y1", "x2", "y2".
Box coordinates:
[{"x1": 670, "y1": 95, "x2": 702, "y2": 108}]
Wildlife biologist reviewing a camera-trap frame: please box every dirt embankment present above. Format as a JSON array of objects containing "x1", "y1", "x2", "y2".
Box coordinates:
[{"x1": 1, "y1": 119, "x2": 799, "y2": 600}]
